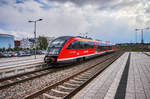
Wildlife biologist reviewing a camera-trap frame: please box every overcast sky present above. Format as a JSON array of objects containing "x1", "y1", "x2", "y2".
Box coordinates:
[{"x1": 0, "y1": 0, "x2": 150, "y2": 43}]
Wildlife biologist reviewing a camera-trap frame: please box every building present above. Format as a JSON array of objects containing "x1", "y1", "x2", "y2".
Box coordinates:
[
  {"x1": 20, "y1": 37, "x2": 55, "y2": 49},
  {"x1": 0, "y1": 34, "x2": 14, "y2": 49},
  {"x1": 14, "y1": 40, "x2": 21, "y2": 48},
  {"x1": 20, "y1": 38, "x2": 34, "y2": 49}
]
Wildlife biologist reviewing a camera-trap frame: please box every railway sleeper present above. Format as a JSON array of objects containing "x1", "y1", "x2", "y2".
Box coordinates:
[
  {"x1": 73, "y1": 77, "x2": 87, "y2": 81},
  {"x1": 7, "y1": 80, "x2": 13, "y2": 83},
  {"x1": 43, "y1": 93, "x2": 62, "y2": 99},
  {"x1": 64, "y1": 82, "x2": 80, "y2": 87},
  {"x1": 80, "y1": 74, "x2": 91, "y2": 78},
  {"x1": 33, "y1": 73, "x2": 39, "y2": 75},
  {"x1": 26, "y1": 74, "x2": 33, "y2": 77},
  {"x1": 79, "y1": 73, "x2": 92, "y2": 77},
  {"x1": 78, "y1": 73, "x2": 92, "y2": 76},
  {"x1": 77, "y1": 76, "x2": 90, "y2": 80},
  {"x1": 16, "y1": 77, "x2": 22, "y2": 80},
  {"x1": 72, "y1": 79, "x2": 85, "y2": 84},
  {"x1": 69, "y1": 79, "x2": 83, "y2": 84},
  {"x1": 56, "y1": 86, "x2": 74, "y2": 92},
  {"x1": 81, "y1": 72, "x2": 92, "y2": 75},
  {"x1": 51, "y1": 89, "x2": 69, "y2": 95},
  {"x1": 0, "y1": 80, "x2": 13, "y2": 87},
  {"x1": 23, "y1": 76, "x2": 29, "y2": 78},
  {"x1": 19, "y1": 76, "x2": 26, "y2": 79},
  {"x1": 40, "y1": 71, "x2": 47, "y2": 73},
  {"x1": 1, "y1": 80, "x2": 10, "y2": 84},
  {"x1": 30, "y1": 74, "x2": 36, "y2": 76},
  {"x1": 58, "y1": 85, "x2": 74, "y2": 90}
]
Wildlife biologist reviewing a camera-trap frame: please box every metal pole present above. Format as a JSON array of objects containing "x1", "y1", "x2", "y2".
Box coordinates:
[
  {"x1": 135, "y1": 31, "x2": 137, "y2": 43},
  {"x1": 34, "y1": 21, "x2": 36, "y2": 59},
  {"x1": 135, "y1": 31, "x2": 136, "y2": 43},
  {"x1": 141, "y1": 29, "x2": 144, "y2": 44},
  {"x1": 28, "y1": 19, "x2": 42, "y2": 59}
]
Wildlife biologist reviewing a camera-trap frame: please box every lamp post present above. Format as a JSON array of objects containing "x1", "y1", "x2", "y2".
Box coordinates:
[
  {"x1": 28, "y1": 19, "x2": 43, "y2": 59},
  {"x1": 134, "y1": 29, "x2": 137, "y2": 43},
  {"x1": 135, "y1": 27, "x2": 149, "y2": 44}
]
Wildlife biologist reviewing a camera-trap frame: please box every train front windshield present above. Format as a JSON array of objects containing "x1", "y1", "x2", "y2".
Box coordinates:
[{"x1": 47, "y1": 39, "x2": 66, "y2": 56}]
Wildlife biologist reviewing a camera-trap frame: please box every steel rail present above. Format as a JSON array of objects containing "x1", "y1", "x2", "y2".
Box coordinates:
[
  {"x1": 64, "y1": 52, "x2": 123, "y2": 99},
  {"x1": 24, "y1": 51, "x2": 123, "y2": 99},
  {"x1": 143, "y1": 52, "x2": 150, "y2": 56}
]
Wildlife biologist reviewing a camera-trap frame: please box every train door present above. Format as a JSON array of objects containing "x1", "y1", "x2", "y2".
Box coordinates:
[{"x1": 95, "y1": 42, "x2": 98, "y2": 55}]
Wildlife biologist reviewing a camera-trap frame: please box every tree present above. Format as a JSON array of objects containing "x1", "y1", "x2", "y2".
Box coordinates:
[
  {"x1": 2, "y1": 48, "x2": 5, "y2": 52},
  {"x1": 37, "y1": 36, "x2": 48, "y2": 50}
]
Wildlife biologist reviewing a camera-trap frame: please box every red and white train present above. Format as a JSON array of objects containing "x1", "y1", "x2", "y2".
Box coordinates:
[{"x1": 44, "y1": 36, "x2": 115, "y2": 64}]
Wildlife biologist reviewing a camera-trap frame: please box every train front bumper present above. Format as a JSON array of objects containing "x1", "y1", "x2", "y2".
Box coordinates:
[{"x1": 44, "y1": 56, "x2": 56, "y2": 63}]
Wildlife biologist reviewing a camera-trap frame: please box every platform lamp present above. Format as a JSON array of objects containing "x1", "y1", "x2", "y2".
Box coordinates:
[
  {"x1": 134, "y1": 29, "x2": 138, "y2": 43},
  {"x1": 28, "y1": 19, "x2": 43, "y2": 59},
  {"x1": 135, "y1": 27, "x2": 150, "y2": 44}
]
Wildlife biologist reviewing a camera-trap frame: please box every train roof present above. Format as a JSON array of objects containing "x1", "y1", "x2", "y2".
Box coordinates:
[
  {"x1": 54, "y1": 36, "x2": 73, "y2": 41},
  {"x1": 55, "y1": 36, "x2": 114, "y2": 45}
]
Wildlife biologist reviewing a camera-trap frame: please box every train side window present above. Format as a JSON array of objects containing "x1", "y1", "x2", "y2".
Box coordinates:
[
  {"x1": 83, "y1": 42, "x2": 89, "y2": 49},
  {"x1": 79, "y1": 41, "x2": 90, "y2": 49},
  {"x1": 79, "y1": 41, "x2": 84, "y2": 49},
  {"x1": 98, "y1": 46, "x2": 106, "y2": 51},
  {"x1": 67, "y1": 41, "x2": 76, "y2": 49},
  {"x1": 88, "y1": 42, "x2": 94, "y2": 48},
  {"x1": 95, "y1": 43, "x2": 99, "y2": 51},
  {"x1": 76, "y1": 41, "x2": 82, "y2": 49},
  {"x1": 91, "y1": 42, "x2": 94, "y2": 48},
  {"x1": 108, "y1": 46, "x2": 112, "y2": 50},
  {"x1": 98, "y1": 45, "x2": 101, "y2": 51},
  {"x1": 103, "y1": 46, "x2": 106, "y2": 51},
  {"x1": 67, "y1": 41, "x2": 95, "y2": 49},
  {"x1": 67, "y1": 41, "x2": 80, "y2": 49},
  {"x1": 97, "y1": 43, "x2": 100, "y2": 51}
]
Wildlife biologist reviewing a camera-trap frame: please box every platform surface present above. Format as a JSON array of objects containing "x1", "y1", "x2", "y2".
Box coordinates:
[
  {"x1": 0, "y1": 55, "x2": 44, "y2": 69},
  {"x1": 73, "y1": 52, "x2": 150, "y2": 99}
]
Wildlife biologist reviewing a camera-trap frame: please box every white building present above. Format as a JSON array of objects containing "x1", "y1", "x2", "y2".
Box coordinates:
[
  {"x1": 20, "y1": 38, "x2": 34, "y2": 49},
  {"x1": 20, "y1": 37, "x2": 55, "y2": 49}
]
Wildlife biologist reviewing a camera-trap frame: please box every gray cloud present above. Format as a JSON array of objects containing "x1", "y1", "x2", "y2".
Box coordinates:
[
  {"x1": 102, "y1": 0, "x2": 139, "y2": 11},
  {"x1": 0, "y1": 0, "x2": 150, "y2": 43},
  {"x1": 48, "y1": 0, "x2": 115, "y2": 7},
  {"x1": 48, "y1": 0, "x2": 139, "y2": 11}
]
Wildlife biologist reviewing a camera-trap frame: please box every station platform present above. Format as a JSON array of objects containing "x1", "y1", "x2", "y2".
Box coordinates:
[{"x1": 73, "y1": 52, "x2": 150, "y2": 99}]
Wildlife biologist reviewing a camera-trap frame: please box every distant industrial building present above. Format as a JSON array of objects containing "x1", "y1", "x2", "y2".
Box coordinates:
[{"x1": 0, "y1": 34, "x2": 14, "y2": 49}]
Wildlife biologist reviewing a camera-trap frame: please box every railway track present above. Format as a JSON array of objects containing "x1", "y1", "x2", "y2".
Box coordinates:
[
  {"x1": 24, "y1": 51, "x2": 123, "y2": 99},
  {"x1": 0, "y1": 51, "x2": 122, "y2": 98},
  {"x1": 0, "y1": 63, "x2": 47, "y2": 89},
  {"x1": 0, "y1": 63, "x2": 75, "y2": 89},
  {"x1": 0, "y1": 52, "x2": 118, "y2": 90}
]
